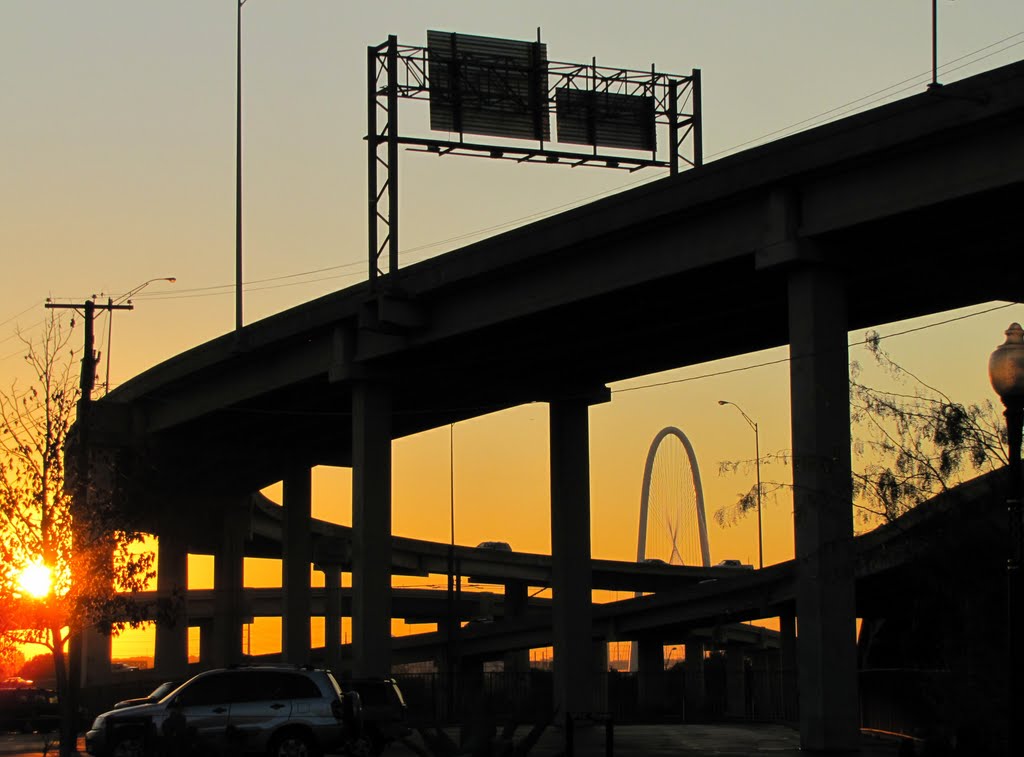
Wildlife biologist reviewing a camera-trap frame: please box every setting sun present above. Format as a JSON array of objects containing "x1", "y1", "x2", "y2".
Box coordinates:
[{"x1": 17, "y1": 562, "x2": 52, "y2": 599}]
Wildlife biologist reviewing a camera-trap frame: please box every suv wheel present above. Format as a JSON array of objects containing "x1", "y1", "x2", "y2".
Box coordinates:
[
  {"x1": 344, "y1": 734, "x2": 374, "y2": 757},
  {"x1": 269, "y1": 729, "x2": 319, "y2": 757},
  {"x1": 111, "y1": 731, "x2": 146, "y2": 757}
]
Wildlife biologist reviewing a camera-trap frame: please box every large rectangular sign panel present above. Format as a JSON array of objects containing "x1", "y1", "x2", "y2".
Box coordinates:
[
  {"x1": 556, "y1": 88, "x2": 656, "y2": 151},
  {"x1": 427, "y1": 30, "x2": 550, "y2": 141}
]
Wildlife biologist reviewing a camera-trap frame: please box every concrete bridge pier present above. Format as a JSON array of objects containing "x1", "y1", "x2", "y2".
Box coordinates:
[
  {"x1": 549, "y1": 394, "x2": 600, "y2": 717},
  {"x1": 351, "y1": 381, "x2": 393, "y2": 678},
  {"x1": 684, "y1": 638, "x2": 705, "y2": 722},
  {"x1": 725, "y1": 647, "x2": 747, "y2": 718},
  {"x1": 787, "y1": 263, "x2": 858, "y2": 752},
  {"x1": 636, "y1": 637, "x2": 667, "y2": 715},
  {"x1": 81, "y1": 626, "x2": 111, "y2": 686},
  {"x1": 317, "y1": 563, "x2": 343, "y2": 673},
  {"x1": 212, "y1": 498, "x2": 247, "y2": 667},
  {"x1": 196, "y1": 619, "x2": 213, "y2": 666},
  {"x1": 780, "y1": 611, "x2": 798, "y2": 721},
  {"x1": 282, "y1": 468, "x2": 312, "y2": 665},
  {"x1": 154, "y1": 523, "x2": 189, "y2": 678},
  {"x1": 502, "y1": 579, "x2": 530, "y2": 674}
]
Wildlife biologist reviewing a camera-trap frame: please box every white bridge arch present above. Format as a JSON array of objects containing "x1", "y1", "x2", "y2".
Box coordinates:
[
  {"x1": 629, "y1": 426, "x2": 710, "y2": 672},
  {"x1": 636, "y1": 425, "x2": 711, "y2": 568}
]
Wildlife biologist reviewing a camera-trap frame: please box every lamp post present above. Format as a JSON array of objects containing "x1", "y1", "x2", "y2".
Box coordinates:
[
  {"x1": 103, "y1": 277, "x2": 176, "y2": 394},
  {"x1": 235, "y1": 0, "x2": 249, "y2": 331},
  {"x1": 988, "y1": 322, "x2": 1024, "y2": 755},
  {"x1": 719, "y1": 400, "x2": 763, "y2": 569}
]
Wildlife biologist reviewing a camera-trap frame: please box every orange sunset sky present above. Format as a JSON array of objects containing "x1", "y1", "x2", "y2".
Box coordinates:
[{"x1": 3, "y1": 1, "x2": 1023, "y2": 662}]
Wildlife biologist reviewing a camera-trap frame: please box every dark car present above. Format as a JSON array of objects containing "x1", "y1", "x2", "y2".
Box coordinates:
[
  {"x1": 112, "y1": 681, "x2": 179, "y2": 710},
  {"x1": 0, "y1": 686, "x2": 60, "y2": 733},
  {"x1": 341, "y1": 678, "x2": 408, "y2": 755},
  {"x1": 86, "y1": 665, "x2": 361, "y2": 757}
]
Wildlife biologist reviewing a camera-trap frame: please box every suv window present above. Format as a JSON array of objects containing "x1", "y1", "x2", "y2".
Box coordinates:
[
  {"x1": 175, "y1": 673, "x2": 231, "y2": 707},
  {"x1": 228, "y1": 671, "x2": 321, "y2": 702}
]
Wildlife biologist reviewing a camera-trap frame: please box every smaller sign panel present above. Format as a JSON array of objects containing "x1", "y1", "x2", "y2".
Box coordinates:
[
  {"x1": 556, "y1": 88, "x2": 656, "y2": 151},
  {"x1": 428, "y1": 30, "x2": 550, "y2": 141}
]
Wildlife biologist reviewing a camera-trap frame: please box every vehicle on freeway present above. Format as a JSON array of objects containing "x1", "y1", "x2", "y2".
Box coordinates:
[
  {"x1": 715, "y1": 559, "x2": 754, "y2": 569},
  {"x1": 341, "y1": 678, "x2": 408, "y2": 755},
  {"x1": 0, "y1": 686, "x2": 60, "y2": 733},
  {"x1": 112, "y1": 681, "x2": 180, "y2": 709},
  {"x1": 86, "y1": 665, "x2": 361, "y2": 757}
]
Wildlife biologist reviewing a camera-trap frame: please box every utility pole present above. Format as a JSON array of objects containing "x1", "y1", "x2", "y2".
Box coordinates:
[
  {"x1": 43, "y1": 297, "x2": 133, "y2": 733},
  {"x1": 47, "y1": 298, "x2": 134, "y2": 407}
]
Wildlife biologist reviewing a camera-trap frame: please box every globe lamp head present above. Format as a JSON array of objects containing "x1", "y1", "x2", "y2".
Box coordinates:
[{"x1": 989, "y1": 323, "x2": 1024, "y2": 405}]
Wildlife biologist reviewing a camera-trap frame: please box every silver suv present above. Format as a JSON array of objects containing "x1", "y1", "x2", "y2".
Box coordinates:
[{"x1": 86, "y1": 665, "x2": 360, "y2": 757}]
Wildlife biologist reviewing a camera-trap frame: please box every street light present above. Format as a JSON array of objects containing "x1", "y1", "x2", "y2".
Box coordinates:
[
  {"x1": 103, "y1": 277, "x2": 176, "y2": 394},
  {"x1": 236, "y1": 0, "x2": 249, "y2": 331},
  {"x1": 988, "y1": 321, "x2": 1024, "y2": 755},
  {"x1": 719, "y1": 400, "x2": 763, "y2": 569}
]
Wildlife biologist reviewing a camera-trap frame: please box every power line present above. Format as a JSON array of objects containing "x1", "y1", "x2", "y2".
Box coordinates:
[
  {"x1": 708, "y1": 32, "x2": 1024, "y2": 159},
  {"x1": 19, "y1": 33, "x2": 1018, "y2": 318},
  {"x1": 612, "y1": 301, "x2": 1020, "y2": 396}
]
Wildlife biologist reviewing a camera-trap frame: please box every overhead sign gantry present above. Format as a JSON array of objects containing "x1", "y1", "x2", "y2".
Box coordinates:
[{"x1": 367, "y1": 30, "x2": 703, "y2": 288}]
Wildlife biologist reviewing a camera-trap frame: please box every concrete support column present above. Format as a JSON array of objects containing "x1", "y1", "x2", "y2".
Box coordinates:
[
  {"x1": 549, "y1": 397, "x2": 595, "y2": 716},
  {"x1": 154, "y1": 527, "x2": 189, "y2": 678},
  {"x1": 725, "y1": 647, "x2": 747, "y2": 718},
  {"x1": 82, "y1": 626, "x2": 111, "y2": 686},
  {"x1": 197, "y1": 620, "x2": 213, "y2": 666},
  {"x1": 351, "y1": 381, "x2": 393, "y2": 677},
  {"x1": 788, "y1": 264, "x2": 859, "y2": 751},
  {"x1": 212, "y1": 501, "x2": 246, "y2": 667},
  {"x1": 780, "y1": 611, "x2": 799, "y2": 722},
  {"x1": 320, "y1": 565, "x2": 343, "y2": 674},
  {"x1": 593, "y1": 640, "x2": 609, "y2": 711},
  {"x1": 283, "y1": 468, "x2": 312, "y2": 664},
  {"x1": 636, "y1": 637, "x2": 666, "y2": 715},
  {"x1": 502, "y1": 579, "x2": 530, "y2": 674},
  {"x1": 684, "y1": 639, "x2": 705, "y2": 722},
  {"x1": 750, "y1": 650, "x2": 770, "y2": 719}
]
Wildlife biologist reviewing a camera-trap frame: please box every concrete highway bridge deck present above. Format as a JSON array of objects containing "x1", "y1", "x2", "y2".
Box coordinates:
[
  {"x1": 95, "y1": 61, "x2": 1024, "y2": 498},
  {"x1": 80, "y1": 60, "x2": 1024, "y2": 753}
]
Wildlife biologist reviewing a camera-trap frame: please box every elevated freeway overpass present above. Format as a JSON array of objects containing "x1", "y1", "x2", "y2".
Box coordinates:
[{"x1": 80, "y1": 60, "x2": 1024, "y2": 752}]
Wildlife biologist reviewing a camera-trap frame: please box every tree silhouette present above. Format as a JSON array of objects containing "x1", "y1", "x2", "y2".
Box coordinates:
[
  {"x1": 0, "y1": 313, "x2": 155, "y2": 757},
  {"x1": 716, "y1": 331, "x2": 1007, "y2": 528}
]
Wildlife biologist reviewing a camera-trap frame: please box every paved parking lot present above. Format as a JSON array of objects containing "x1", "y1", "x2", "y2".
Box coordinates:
[
  {"x1": 381, "y1": 723, "x2": 906, "y2": 756},
  {"x1": 0, "y1": 725, "x2": 906, "y2": 756}
]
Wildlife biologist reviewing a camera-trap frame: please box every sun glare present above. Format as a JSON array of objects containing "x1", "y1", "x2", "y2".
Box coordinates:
[{"x1": 17, "y1": 563, "x2": 52, "y2": 599}]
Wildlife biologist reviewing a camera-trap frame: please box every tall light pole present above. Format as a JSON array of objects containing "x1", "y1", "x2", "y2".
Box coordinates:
[
  {"x1": 103, "y1": 277, "x2": 176, "y2": 394},
  {"x1": 236, "y1": 0, "x2": 248, "y2": 331},
  {"x1": 988, "y1": 321, "x2": 1024, "y2": 755},
  {"x1": 719, "y1": 400, "x2": 763, "y2": 569}
]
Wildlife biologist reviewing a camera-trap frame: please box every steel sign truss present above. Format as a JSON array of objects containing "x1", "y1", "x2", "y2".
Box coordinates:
[{"x1": 367, "y1": 33, "x2": 702, "y2": 288}]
